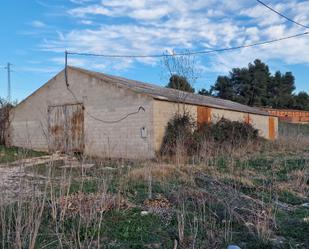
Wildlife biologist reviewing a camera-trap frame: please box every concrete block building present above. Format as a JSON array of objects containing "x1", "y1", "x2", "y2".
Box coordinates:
[
  {"x1": 8, "y1": 67, "x2": 278, "y2": 159},
  {"x1": 262, "y1": 108, "x2": 309, "y2": 124}
]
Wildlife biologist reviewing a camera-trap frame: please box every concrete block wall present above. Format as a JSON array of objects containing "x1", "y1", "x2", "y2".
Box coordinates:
[
  {"x1": 250, "y1": 113, "x2": 276, "y2": 139},
  {"x1": 211, "y1": 108, "x2": 245, "y2": 123},
  {"x1": 153, "y1": 100, "x2": 197, "y2": 151},
  {"x1": 152, "y1": 101, "x2": 278, "y2": 153},
  {"x1": 9, "y1": 67, "x2": 278, "y2": 159},
  {"x1": 9, "y1": 68, "x2": 155, "y2": 159},
  {"x1": 211, "y1": 108, "x2": 276, "y2": 139},
  {"x1": 79, "y1": 74, "x2": 154, "y2": 159},
  {"x1": 8, "y1": 73, "x2": 71, "y2": 151}
]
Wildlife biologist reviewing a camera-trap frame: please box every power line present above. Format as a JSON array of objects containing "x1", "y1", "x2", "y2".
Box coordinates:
[
  {"x1": 64, "y1": 29, "x2": 309, "y2": 124},
  {"x1": 67, "y1": 31, "x2": 309, "y2": 59},
  {"x1": 256, "y1": 0, "x2": 309, "y2": 29}
]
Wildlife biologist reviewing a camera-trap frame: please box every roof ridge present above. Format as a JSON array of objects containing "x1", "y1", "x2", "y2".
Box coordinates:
[{"x1": 69, "y1": 66, "x2": 268, "y2": 116}]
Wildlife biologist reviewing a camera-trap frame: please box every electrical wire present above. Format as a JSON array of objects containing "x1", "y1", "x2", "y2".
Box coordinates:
[
  {"x1": 256, "y1": 0, "x2": 309, "y2": 29},
  {"x1": 64, "y1": 52, "x2": 146, "y2": 124},
  {"x1": 67, "y1": 31, "x2": 309, "y2": 58},
  {"x1": 64, "y1": 23, "x2": 309, "y2": 123},
  {"x1": 66, "y1": 85, "x2": 145, "y2": 124},
  {"x1": 86, "y1": 106, "x2": 145, "y2": 123}
]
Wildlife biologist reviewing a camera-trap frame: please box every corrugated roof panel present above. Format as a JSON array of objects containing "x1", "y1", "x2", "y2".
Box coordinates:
[{"x1": 70, "y1": 66, "x2": 269, "y2": 116}]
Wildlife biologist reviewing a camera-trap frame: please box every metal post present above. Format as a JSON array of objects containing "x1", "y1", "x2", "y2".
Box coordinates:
[
  {"x1": 5, "y1": 63, "x2": 11, "y2": 103},
  {"x1": 65, "y1": 50, "x2": 69, "y2": 87}
]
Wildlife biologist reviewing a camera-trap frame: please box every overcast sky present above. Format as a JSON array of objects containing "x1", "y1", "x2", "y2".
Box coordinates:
[{"x1": 0, "y1": 0, "x2": 309, "y2": 101}]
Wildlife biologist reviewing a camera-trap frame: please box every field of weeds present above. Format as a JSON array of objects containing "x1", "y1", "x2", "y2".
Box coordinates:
[{"x1": 0, "y1": 124, "x2": 308, "y2": 249}]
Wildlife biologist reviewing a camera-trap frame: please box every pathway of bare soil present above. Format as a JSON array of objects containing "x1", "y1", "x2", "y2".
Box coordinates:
[{"x1": 0, "y1": 154, "x2": 72, "y2": 204}]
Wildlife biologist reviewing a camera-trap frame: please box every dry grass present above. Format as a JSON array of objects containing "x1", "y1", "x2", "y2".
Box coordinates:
[
  {"x1": 58, "y1": 192, "x2": 130, "y2": 219},
  {"x1": 125, "y1": 162, "x2": 196, "y2": 185},
  {"x1": 0, "y1": 126, "x2": 308, "y2": 248}
]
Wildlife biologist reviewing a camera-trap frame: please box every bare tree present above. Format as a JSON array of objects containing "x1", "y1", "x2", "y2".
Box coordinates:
[
  {"x1": 161, "y1": 51, "x2": 199, "y2": 113},
  {"x1": 0, "y1": 98, "x2": 12, "y2": 145}
]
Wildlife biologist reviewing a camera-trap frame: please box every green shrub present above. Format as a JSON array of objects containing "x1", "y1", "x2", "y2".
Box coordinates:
[
  {"x1": 195, "y1": 118, "x2": 259, "y2": 146},
  {"x1": 160, "y1": 114, "x2": 260, "y2": 157},
  {"x1": 160, "y1": 113, "x2": 195, "y2": 155}
]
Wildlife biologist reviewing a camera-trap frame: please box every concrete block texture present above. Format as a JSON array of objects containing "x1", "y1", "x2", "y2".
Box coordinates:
[
  {"x1": 9, "y1": 67, "x2": 278, "y2": 159},
  {"x1": 9, "y1": 68, "x2": 154, "y2": 159}
]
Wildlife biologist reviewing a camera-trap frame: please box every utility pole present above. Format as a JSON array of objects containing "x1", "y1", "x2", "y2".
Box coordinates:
[{"x1": 4, "y1": 63, "x2": 11, "y2": 103}]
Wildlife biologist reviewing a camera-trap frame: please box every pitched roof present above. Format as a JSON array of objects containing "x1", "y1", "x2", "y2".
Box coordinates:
[{"x1": 70, "y1": 66, "x2": 269, "y2": 116}]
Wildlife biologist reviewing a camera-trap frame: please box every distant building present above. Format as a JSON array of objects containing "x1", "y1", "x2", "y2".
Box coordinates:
[
  {"x1": 262, "y1": 108, "x2": 309, "y2": 124},
  {"x1": 8, "y1": 67, "x2": 278, "y2": 159}
]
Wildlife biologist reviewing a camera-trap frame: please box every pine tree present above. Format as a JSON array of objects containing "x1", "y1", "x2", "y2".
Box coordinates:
[
  {"x1": 267, "y1": 71, "x2": 282, "y2": 108},
  {"x1": 212, "y1": 76, "x2": 234, "y2": 100},
  {"x1": 198, "y1": 88, "x2": 213, "y2": 96},
  {"x1": 208, "y1": 59, "x2": 306, "y2": 109},
  {"x1": 294, "y1": 91, "x2": 309, "y2": 110},
  {"x1": 166, "y1": 74, "x2": 195, "y2": 93}
]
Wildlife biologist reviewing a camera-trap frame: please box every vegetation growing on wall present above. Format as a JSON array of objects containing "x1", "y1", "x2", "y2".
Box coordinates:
[
  {"x1": 195, "y1": 118, "x2": 259, "y2": 145},
  {"x1": 160, "y1": 113, "x2": 195, "y2": 156},
  {"x1": 160, "y1": 113, "x2": 260, "y2": 157}
]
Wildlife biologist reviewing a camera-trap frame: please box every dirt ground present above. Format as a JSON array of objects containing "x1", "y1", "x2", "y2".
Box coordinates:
[{"x1": 0, "y1": 155, "x2": 69, "y2": 204}]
